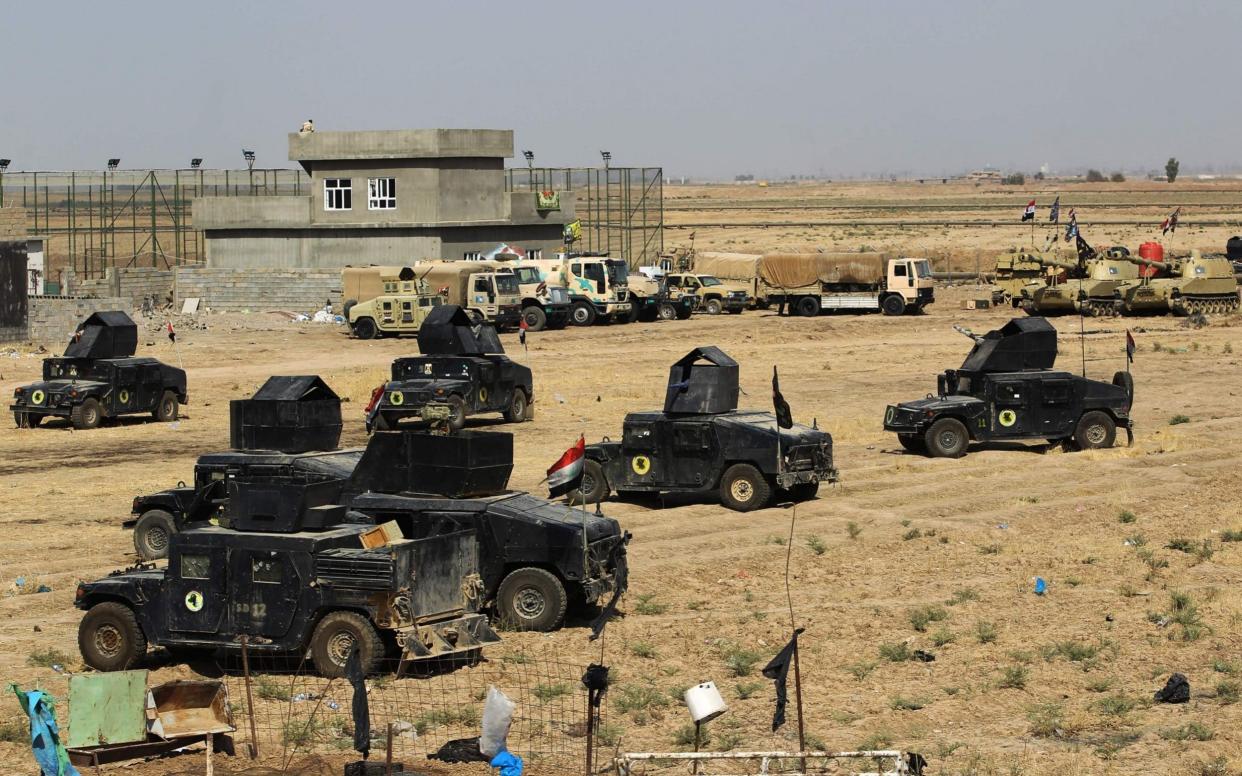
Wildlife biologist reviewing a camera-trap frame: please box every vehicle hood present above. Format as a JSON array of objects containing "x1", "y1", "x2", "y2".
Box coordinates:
[{"x1": 489, "y1": 493, "x2": 623, "y2": 543}]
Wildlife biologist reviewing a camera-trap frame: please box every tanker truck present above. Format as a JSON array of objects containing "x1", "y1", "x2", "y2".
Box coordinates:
[
  {"x1": 1121, "y1": 251, "x2": 1240, "y2": 316},
  {"x1": 760, "y1": 253, "x2": 934, "y2": 316},
  {"x1": 414, "y1": 260, "x2": 523, "y2": 330}
]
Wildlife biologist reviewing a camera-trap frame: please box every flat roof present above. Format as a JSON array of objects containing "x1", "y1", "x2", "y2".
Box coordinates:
[{"x1": 289, "y1": 129, "x2": 514, "y2": 162}]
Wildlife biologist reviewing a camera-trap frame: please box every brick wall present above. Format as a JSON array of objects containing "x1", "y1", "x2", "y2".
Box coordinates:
[
  {"x1": 77, "y1": 267, "x2": 175, "y2": 307},
  {"x1": 0, "y1": 208, "x2": 27, "y2": 238},
  {"x1": 1, "y1": 296, "x2": 130, "y2": 345},
  {"x1": 173, "y1": 268, "x2": 341, "y2": 313}
]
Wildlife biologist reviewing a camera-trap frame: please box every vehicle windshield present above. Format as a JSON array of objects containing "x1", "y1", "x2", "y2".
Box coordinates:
[
  {"x1": 915, "y1": 260, "x2": 932, "y2": 278},
  {"x1": 606, "y1": 260, "x2": 629, "y2": 287},
  {"x1": 699, "y1": 276, "x2": 722, "y2": 286},
  {"x1": 494, "y1": 274, "x2": 519, "y2": 294},
  {"x1": 513, "y1": 266, "x2": 542, "y2": 285}
]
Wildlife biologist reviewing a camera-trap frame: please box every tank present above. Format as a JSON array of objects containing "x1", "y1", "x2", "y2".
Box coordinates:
[
  {"x1": 1017, "y1": 254, "x2": 1087, "y2": 315},
  {"x1": 1070, "y1": 249, "x2": 1147, "y2": 317},
  {"x1": 1120, "y1": 251, "x2": 1241, "y2": 316},
  {"x1": 991, "y1": 250, "x2": 1049, "y2": 307}
]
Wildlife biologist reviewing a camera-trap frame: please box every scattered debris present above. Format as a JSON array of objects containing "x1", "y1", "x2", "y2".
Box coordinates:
[
  {"x1": 1034, "y1": 577, "x2": 1047, "y2": 595},
  {"x1": 1154, "y1": 673, "x2": 1190, "y2": 704}
]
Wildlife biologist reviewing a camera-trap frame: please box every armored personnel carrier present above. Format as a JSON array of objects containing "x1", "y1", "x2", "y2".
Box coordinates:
[
  {"x1": 367, "y1": 305, "x2": 533, "y2": 432},
  {"x1": 1120, "y1": 251, "x2": 1240, "y2": 316},
  {"x1": 126, "y1": 378, "x2": 627, "y2": 633},
  {"x1": 570, "y1": 347, "x2": 836, "y2": 511},
  {"x1": 883, "y1": 318, "x2": 1134, "y2": 458},
  {"x1": 11, "y1": 311, "x2": 186, "y2": 429}
]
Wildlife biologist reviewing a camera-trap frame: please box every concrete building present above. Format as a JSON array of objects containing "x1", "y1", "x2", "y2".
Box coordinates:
[{"x1": 193, "y1": 129, "x2": 575, "y2": 268}]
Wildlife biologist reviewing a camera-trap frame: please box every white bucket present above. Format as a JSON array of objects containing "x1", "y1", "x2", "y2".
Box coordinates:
[{"x1": 683, "y1": 681, "x2": 727, "y2": 723}]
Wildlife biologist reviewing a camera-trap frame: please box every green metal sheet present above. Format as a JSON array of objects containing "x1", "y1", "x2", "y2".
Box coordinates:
[{"x1": 66, "y1": 670, "x2": 148, "y2": 748}]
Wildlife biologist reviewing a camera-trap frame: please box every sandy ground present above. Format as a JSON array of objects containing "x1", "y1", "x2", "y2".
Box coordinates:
[{"x1": 2, "y1": 286, "x2": 1240, "y2": 775}]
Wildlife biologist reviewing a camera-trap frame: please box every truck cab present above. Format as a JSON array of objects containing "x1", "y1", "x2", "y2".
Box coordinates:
[
  {"x1": 508, "y1": 263, "x2": 571, "y2": 331},
  {"x1": 884, "y1": 258, "x2": 936, "y2": 313},
  {"x1": 664, "y1": 273, "x2": 749, "y2": 314},
  {"x1": 529, "y1": 254, "x2": 632, "y2": 325}
]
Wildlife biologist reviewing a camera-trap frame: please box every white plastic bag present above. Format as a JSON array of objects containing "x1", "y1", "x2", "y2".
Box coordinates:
[{"x1": 479, "y1": 685, "x2": 516, "y2": 758}]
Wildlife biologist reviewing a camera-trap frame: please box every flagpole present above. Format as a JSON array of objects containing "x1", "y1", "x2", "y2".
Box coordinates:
[{"x1": 782, "y1": 506, "x2": 806, "y2": 764}]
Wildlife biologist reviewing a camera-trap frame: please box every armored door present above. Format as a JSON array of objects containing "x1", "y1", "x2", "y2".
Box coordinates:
[
  {"x1": 668, "y1": 421, "x2": 716, "y2": 488},
  {"x1": 990, "y1": 379, "x2": 1034, "y2": 437},
  {"x1": 138, "y1": 363, "x2": 164, "y2": 411},
  {"x1": 166, "y1": 545, "x2": 227, "y2": 634},
  {"x1": 112, "y1": 364, "x2": 138, "y2": 415},
  {"x1": 477, "y1": 362, "x2": 502, "y2": 411},
  {"x1": 620, "y1": 419, "x2": 663, "y2": 486},
  {"x1": 1035, "y1": 379, "x2": 1076, "y2": 437},
  {"x1": 228, "y1": 548, "x2": 299, "y2": 639}
]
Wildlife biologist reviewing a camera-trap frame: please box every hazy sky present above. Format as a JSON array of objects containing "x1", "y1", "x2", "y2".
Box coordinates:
[{"x1": 4, "y1": 0, "x2": 1238, "y2": 178}]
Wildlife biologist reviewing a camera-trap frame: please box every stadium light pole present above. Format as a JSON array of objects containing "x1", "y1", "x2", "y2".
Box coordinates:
[
  {"x1": 0, "y1": 159, "x2": 9, "y2": 207},
  {"x1": 243, "y1": 149, "x2": 256, "y2": 194},
  {"x1": 190, "y1": 158, "x2": 203, "y2": 169},
  {"x1": 600, "y1": 150, "x2": 611, "y2": 169},
  {"x1": 523, "y1": 150, "x2": 535, "y2": 190}
]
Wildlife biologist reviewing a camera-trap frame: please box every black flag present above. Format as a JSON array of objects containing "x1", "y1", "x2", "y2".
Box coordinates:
[
  {"x1": 1075, "y1": 234, "x2": 1097, "y2": 263},
  {"x1": 761, "y1": 628, "x2": 804, "y2": 731},
  {"x1": 346, "y1": 645, "x2": 370, "y2": 758},
  {"x1": 772, "y1": 366, "x2": 793, "y2": 429}
]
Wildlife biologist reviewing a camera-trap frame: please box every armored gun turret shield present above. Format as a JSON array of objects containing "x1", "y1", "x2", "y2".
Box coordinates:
[
  {"x1": 63, "y1": 311, "x2": 138, "y2": 359},
  {"x1": 417, "y1": 305, "x2": 504, "y2": 355},
  {"x1": 664, "y1": 346, "x2": 740, "y2": 414},
  {"x1": 959, "y1": 318, "x2": 1057, "y2": 373}
]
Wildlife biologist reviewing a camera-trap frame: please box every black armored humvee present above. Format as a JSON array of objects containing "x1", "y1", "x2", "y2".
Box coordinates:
[
  {"x1": 570, "y1": 347, "x2": 837, "y2": 512},
  {"x1": 883, "y1": 317, "x2": 1135, "y2": 458},
  {"x1": 367, "y1": 305, "x2": 533, "y2": 432},
  {"x1": 11, "y1": 311, "x2": 187, "y2": 429},
  {"x1": 76, "y1": 494, "x2": 500, "y2": 677}
]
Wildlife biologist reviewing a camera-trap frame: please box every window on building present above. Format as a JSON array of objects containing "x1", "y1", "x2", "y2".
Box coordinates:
[
  {"x1": 368, "y1": 177, "x2": 396, "y2": 210},
  {"x1": 324, "y1": 179, "x2": 352, "y2": 211}
]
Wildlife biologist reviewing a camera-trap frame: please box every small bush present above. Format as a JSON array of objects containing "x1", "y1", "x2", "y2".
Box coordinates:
[
  {"x1": 630, "y1": 642, "x2": 657, "y2": 659},
  {"x1": 1166, "y1": 537, "x2": 1197, "y2": 553},
  {"x1": 0, "y1": 718, "x2": 27, "y2": 744},
  {"x1": 722, "y1": 645, "x2": 763, "y2": 677},
  {"x1": 1110, "y1": 172, "x2": 1126, "y2": 183},
  {"x1": 806, "y1": 535, "x2": 827, "y2": 555},
  {"x1": 847, "y1": 662, "x2": 876, "y2": 680},
  {"x1": 1170, "y1": 414, "x2": 1191, "y2": 425},
  {"x1": 947, "y1": 587, "x2": 979, "y2": 606},
  {"x1": 614, "y1": 684, "x2": 669, "y2": 714},
  {"x1": 1216, "y1": 681, "x2": 1239, "y2": 704},
  {"x1": 979, "y1": 543, "x2": 1002, "y2": 555},
  {"x1": 902, "y1": 528, "x2": 923, "y2": 541},
  {"x1": 908, "y1": 605, "x2": 948, "y2": 632},
  {"x1": 1049, "y1": 640, "x2": 1099, "y2": 663},
  {"x1": 1191, "y1": 757, "x2": 1232, "y2": 776},
  {"x1": 1221, "y1": 529, "x2": 1242, "y2": 542},
  {"x1": 975, "y1": 621, "x2": 998, "y2": 644},
  {"x1": 998, "y1": 665, "x2": 1028, "y2": 689},
  {"x1": 879, "y1": 642, "x2": 912, "y2": 662},
  {"x1": 633, "y1": 593, "x2": 668, "y2": 615},
  {"x1": 1194, "y1": 540, "x2": 1216, "y2": 563},
  {"x1": 26, "y1": 649, "x2": 72, "y2": 669},
  {"x1": 596, "y1": 722, "x2": 623, "y2": 747},
  {"x1": 1086, "y1": 169, "x2": 1107, "y2": 182},
  {"x1": 256, "y1": 677, "x2": 292, "y2": 701},
  {"x1": 1003, "y1": 173, "x2": 1026, "y2": 185},
  {"x1": 533, "y1": 683, "x2": 570, "y2": 703},
  {"x1": 734, "y1": 681, "x2": 764, "y2": 700},
  {"x1": 282, "y1": 716, "x2": 329, "y2": 747},
  {"x1": 1027, "y1": 703, "x2": 1067, "y2": 738},
  {"x1": 856, "y1": 730, "x2": 893, "y2": 751},
  {"x1": 1094, "y1": 695, "x2": 1135, "y2": 717},
  {"x1": 889, "y1": 696, "x2": 926, "y2": 711},
  {"x1": 673, "y1": 723, "x2": 709, "y2": 748},
  {"x1": 931, "y1": 627, "x2": 955, "y2": 647},
  {"x1": 1086, "y1": 677, "x2": 1115, "y2": 693},
  {"x1": 1213, "y1": 659, "x2": 1237, "y2": 674},
  {"x1": 846, "y1": 521, "x2": 862, "y2": 540},
  {"x1": 1118, "y1": 509, "x2": 1137, "y2": 524},
  {"x1": 1160, "y1": 722, "x2": 1214, "y2": 741}
]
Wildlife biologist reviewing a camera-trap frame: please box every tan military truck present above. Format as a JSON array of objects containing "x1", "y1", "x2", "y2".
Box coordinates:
[
  {"x1": 692, "y1": 252, "x2": 766, "y2": 307},
  {"x1": 342, "y1": 265, "x2": 444, "y2": 339},
  {"x1": 525, "y1": 253, "x2": 632, "y2": 325},
  {"x1": 760, "y1": 252, "x2": 935, "y2": 316},
  {"x1": 414, "y1": 260, "x2": 523, "y2": 330},
  {"x1": 663, "y1": 272, "x2": 749, "y2": 314}
]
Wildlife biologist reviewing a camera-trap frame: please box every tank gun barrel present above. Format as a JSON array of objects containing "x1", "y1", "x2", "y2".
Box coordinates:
[
  {"x1": 1127, "y1": 255, "x2": 1172, "y2": 271},
  {"x1": 1036, "y1": 256, "x2": 1079, "y2": 270}
]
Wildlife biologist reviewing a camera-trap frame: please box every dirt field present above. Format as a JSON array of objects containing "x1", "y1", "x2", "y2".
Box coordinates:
[{"x1": 2, "y1": 282, "x2": 1240, "y2": 775}]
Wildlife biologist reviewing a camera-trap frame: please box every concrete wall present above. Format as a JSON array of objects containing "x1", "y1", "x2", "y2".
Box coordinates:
[
  {"x1": 173, "y1": 268, "x2": 340, "y2": 312},
  {"x1": 193, "y1": 196, "x2": 311, "y2": 229},
  {"x1": 0, "y1": 207, "x2": 28, "y2": 238},
  {"x1": 76, "y1": 267, "x2": 175, "y2": 307},
  {"x1": 2, "y1": 295, "x2": 131, "y2": 345},
  {"x1": 289, "y1": 129, "x2": 512, "y2": 161}
]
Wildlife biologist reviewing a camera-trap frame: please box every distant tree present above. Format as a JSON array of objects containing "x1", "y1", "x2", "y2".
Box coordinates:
[
  {"x1": 1033, "y1": 171, "x2": 1046, "y2": 181},
  {"x1": 1003, "y1": 173, "x2": 1026, "y2": 185},
  {"x1": 734, "y1": 174, "x2": 754, "y2": 182},
  {"x1": 1085, "y1": 169, "x2": 1106, "y2": 182},
  {"x1": 1110, "y1": 172, "x2": 1126, "y2": 183},
  {"x1": 1165, "y1": 157, "x2": 1180, "y2": 183}
]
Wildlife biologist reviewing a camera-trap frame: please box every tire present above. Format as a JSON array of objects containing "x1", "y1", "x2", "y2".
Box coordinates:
[
  {"x1": 133, "y1": 509, "x2": 177, "y2": 561},
  {"x1": 796, "y1": 296, "x2": 821, "y2": 317},
  {"x1": 504, "y1": 389, "x2": 528, "y2": 423},
  {"x1": 719, "y1": 463, "x2": 772, "y2": 512},
  {"x1": 71, "y1": 398, "x2": 102, "y2": 430},
  {"x1": 570, "y1": 302, "x2": 597, "y2": 326},
  {"x1": 897, "y1": 433, "x2": 927, "y2": 454},
  {"x1": 496, "y1": 568, "x2": 568, "y2": 632},
  {"x1": 626, "y1": 303, "x2": 641, "y2": 323},
  {"x1": 881, "y1": 294, "x2": 907, "y2": 316},
  {"x1": 1112, "y1": 371, "x2": 1134, "y2": 406},
  {"x1": 79, "y1": 602, "x2": 146, "y2": 672},
  {"x1": 153, "y1": 390, "x2": 179, "y2": 422},
  {"x1": 308, "y1": 611, "x2": 384, "y2": 678},
  {"x1": 704, "y1": 298, "x2": 723, "y2": 315},
  {"x1": 675, "y1": 305, "x2": 693, "y2": 320},
  {"x1": 924, "y1": 417, "x2": 969, "y2": 458},
  {"x1": 657, "y1": 302, "x2": 677, "y2": 321},
  {"x1": 352, "y1": 317, "x2": 378, "y2": 340},
  {"x1": 342, "y1": 299, "x2": 357, "y2": 319},
  {"x1": 789, "y1": 482, "x2": 819, "y2": 502},
  {"x1": 523, "y1": 306, "x2": 547, "y2": 332},
  {"x1": 445, "y1": 395, "x2": 467, "y2": 432},
  {"x1": 568, "y1": 459, "x2": 609, "y2": 506},
  {"x1": 1074, "y1": 410, "x2": 1116, "y2": 450}
]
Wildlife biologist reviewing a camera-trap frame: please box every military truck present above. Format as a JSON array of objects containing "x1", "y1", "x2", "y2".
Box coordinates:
[
  {"x1": 341, "y1": 265, "x2": 445, "y2": 339},
  {"x1": 692, "y1": 252, "x2": 765, "y2": 308},
  {"x1": 78, "y1": 491, "x2": 500, "y2": 676},
  {"x1": 506, "y1": 262, "x2": 571, "y2": 330},
  {"x1": 414, "y1": 260, "x2": 523, "y2": 330},
  {"x1": 883, "y1": 318, "x2": 1134, "y2": 458},
  {"x1": 367, "y1": 306, "x2": 532, "y2": 432},
  {"x1": 664, "y1": 273, "x2": 749, "y2": 314},
  {"x1": 569, "y1": 347, "x2": 837, "y2": 512},
  {"x1": 760, "y1": 253, "x2": 935, "y2": 316},
  {"x1": 624, "y1": 273, "x2": 697, "y2": 322},
  {"x1": 1120, "y1": 250, "x2": 1240, "y2": 316},
  {"x1": 525, "y1": 253, "x2": 632, "y2": 325},
  {"x1": 11, "y1": 311, "x2": 186, "y2": 429},
  {"x1": 124, "y1": 388, "x2": 627, "y2": 633}
]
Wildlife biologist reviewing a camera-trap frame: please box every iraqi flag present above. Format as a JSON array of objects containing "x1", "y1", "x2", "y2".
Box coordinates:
[
  {"x1": 519, "y1": 316, "x2": 529, "y2": 348},
  {"x1": 1126, "y1": 330, "x2": 1136, "y2": 363},
  {"x1": 1021, "y1": 199, "x2": 1036, "y2": 222},
  {"x1": 166, "y1": 321, "x2": 176, "y2": 343},
  {"x1": 1161, "y1": 206, "x2": 1181, "y2": 235},
  {"x1": 547, "y1": 436, "x2": 585, "y2": 498}
]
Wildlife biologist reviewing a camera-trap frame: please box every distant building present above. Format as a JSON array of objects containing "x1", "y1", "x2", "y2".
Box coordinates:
[
  {"x1": 193, "y1": 129, "x2": 575, "y2": 268},
  {"x1": 965, "y1": 169, "x2": 1002, "y2": 182}
]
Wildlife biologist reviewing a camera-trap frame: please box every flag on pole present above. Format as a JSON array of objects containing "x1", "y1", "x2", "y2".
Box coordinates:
[
  {"x1": 1161, "y1": 207, "x2": 1181, "y2": 235},
  {"x1": 1075, "y1": 233, "x2": 1097, "y2": 262},
  {"x1": 772, "y1": 366, "x2": 793, "y2": 429},
  {"x1": 1048, "y1": 196, "x2": 1060, "y2": 224},
  {"x1": 519, "y1": 316, "x2": 529, "y2": 350},
  {"x1": 761, "y1": 628, "x2": 804, "y2": 732},
  {"x1": 346, "y1": 645, "x2": 371, "y2": 758},
  {"x1": 166, "y1": 321, "x2": 176, "y2": 343},
  {"x1": 546, "y1": 436, "x2": 586, "y2": 498},
  {"x1": 1126, "y1": 330, "x2": 1136, "y2": 363},
  {"x1": 1021, "y1": 199, "x2": 1036, "y2": 222},
  {"x1": 1064, "y1": 209, "x2": 1078, "y2": 242}
]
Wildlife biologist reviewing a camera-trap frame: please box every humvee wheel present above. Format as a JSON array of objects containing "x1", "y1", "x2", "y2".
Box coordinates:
[
  {"x1": 704, "y1": 298, "x2": 723, "y2": 315},
  {"x1": 925, "y1": 418, "x2": 968, "y2": 458},
  {"x1": 795, "y1": 297, "x2": 820, "y2": 317},
  {"x1": 570, "y1": 302, "x2": 597, "y2": 326},
  {"x1": 309, "y1": 611, "x2": 383, "y2": 678},
  {"x1": 881, "y1": 294, "x2": 907, "y2": 316},
  {"x1": 720, "y1": 463, "x2": 772, "y2": 512},
  {"x1": 497, "y1": 568, "x2": 568, "y2": 632},
  {"x1": 71, "y1": 398, "x2": 102, "y2": 430},
  {"x1": 153, "y1": 390, "x2": 179, "y2": 422},
  {"x1": 79, "y1": 602, "x2": 146, "y2": 672},
  {"x1": 1074, "y1": 411, "x2": 1116, "y2": 450},
  {"x1": 655, "y1": 302, "x2": 676, "y2": 321},
  {"x1": 504, "y1": 390, "x2": 529, "y2": 423},
  {"x1": 134, "y1": 509, "x2": 177, "y2": 561},
  {"x1": 568, "y1": 459, "x2": 609, "y2": 506},
  {"x1": 523, "y1": 306, "x2": 547, "y2": 332},
  {"x1": 14, "y1": 412, "x2": 43, "y2": 428},
  {"x1": 897, "y1": 433, "x2": 926, "y2": 454},
  {"x1": 352, "y1": 317, "x2": 378, "y2": 340},
  {"x1": 444, "y1": 395, "x2": 467, "y2": 432}
]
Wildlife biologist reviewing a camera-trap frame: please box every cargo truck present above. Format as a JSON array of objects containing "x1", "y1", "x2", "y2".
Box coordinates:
[
  {"x1": 414, "y1": 260, "x2": 523, "y2": 330},
  {"x1": 760, "y1": 253, "x2": 935, "y2": 316},
  {"x1": 525, "y1": 254, "x2": 632, "y2": 325}
]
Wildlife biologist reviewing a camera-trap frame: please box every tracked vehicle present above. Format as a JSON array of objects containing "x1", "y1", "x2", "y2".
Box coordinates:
[{"x1": 1120, "y1": 250, "x2": 1240, "y2": 316}]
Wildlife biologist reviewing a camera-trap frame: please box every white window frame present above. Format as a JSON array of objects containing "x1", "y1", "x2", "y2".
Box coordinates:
[
  {"x1": 323, "y1": 178, "x2": 352, "y2": 211},
  {"x1": 368, "y1": 177, "x2": 397, "y2": 210}
]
